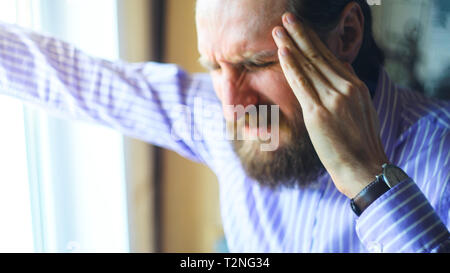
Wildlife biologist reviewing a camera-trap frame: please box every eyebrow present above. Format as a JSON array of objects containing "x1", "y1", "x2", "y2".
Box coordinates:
[
  {"x1": 198, "y1": 56, "x2": 219, "y2": 71},
  {"x1": 198, "y1": 50, "x2": 278, "y2": 71}
]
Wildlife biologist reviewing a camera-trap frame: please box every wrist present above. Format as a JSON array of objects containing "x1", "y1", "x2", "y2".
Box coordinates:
[
  {"x1": 350, "y1": 163, "x2": 410, "y2": 216},
  {"x1": 332, "y1": 162, "x2": 386, "y2": 198}
]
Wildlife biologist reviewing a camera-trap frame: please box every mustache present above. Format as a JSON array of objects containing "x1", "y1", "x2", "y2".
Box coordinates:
[
  {"x1": 227, "y1": 104, "x2": 292, "y2": 145},
  {"x1": 231, "y1": 106, "x2": 325, "y2": 188},
  {"x1": 230, "y1": 105, "x2": 288, "y2": 128}
]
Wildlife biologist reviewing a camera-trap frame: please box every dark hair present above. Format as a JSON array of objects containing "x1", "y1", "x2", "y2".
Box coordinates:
[{"x1": 287, "y1": 0, "x2": 384, "y2": 82}]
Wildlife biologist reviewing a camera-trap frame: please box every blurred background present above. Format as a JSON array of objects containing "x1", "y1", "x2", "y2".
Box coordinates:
[{"x1": 0, "y1": 0, "x2": 448, "y2": 253}]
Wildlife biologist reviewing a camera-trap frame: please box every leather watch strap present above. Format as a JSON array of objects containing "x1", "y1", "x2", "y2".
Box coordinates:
[{"x1": 350, "y1": 177, "x2": 390, "y2": 216}]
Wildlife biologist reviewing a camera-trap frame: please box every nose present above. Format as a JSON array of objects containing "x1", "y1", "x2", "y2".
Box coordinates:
[{"x1": 220, "y1": 68, "x2": 258, "y2": 121}]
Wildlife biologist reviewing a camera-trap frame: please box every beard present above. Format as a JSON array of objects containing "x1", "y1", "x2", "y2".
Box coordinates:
[{"x1": 230, "y1": 108, "x2": 325, "y2": 189}]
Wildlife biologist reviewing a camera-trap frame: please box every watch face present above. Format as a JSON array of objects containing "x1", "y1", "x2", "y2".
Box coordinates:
[{"x1": 383, "y1": 164, "x2": 410, "y2": 188}]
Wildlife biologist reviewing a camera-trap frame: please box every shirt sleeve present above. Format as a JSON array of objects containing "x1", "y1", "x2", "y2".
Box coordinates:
[
  {"x1": 0, "y1": 22, "x2": 215, "y2": 163},
  {"x1": 355, "y1": 178, "x2": 450, "y2": 253}
]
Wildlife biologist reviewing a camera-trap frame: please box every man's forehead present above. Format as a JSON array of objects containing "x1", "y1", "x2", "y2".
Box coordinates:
[
  {"x1": 196, "y1": 0, "x2": 285, "y2": 68},
  {"x1": 196, "y1": 0, "x2": 286, "y2": 18},
  {"x1": 196, "y1": 0, "x2": 286, "y2": 32}
]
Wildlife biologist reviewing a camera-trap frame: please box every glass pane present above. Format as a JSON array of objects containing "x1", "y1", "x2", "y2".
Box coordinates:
[
  {"x1": 0, "y1": 95, "x2": 34, "y2": 252},
  {"x1": 0, "y1": 0, "x2": 34, "y2": 253}
]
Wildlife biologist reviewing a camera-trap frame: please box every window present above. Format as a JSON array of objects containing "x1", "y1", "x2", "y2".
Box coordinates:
[{"x1": 0, "y1": 0, "x2": 130, "y2": 252}]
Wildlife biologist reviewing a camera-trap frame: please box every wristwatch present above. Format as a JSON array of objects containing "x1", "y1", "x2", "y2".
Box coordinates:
[{"x1": 350, "y1": 164, "x2": 410, "y2": 216}]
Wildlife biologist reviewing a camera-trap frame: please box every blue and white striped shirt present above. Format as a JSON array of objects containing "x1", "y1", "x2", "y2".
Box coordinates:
[{"x1": 0, "y1": 23, "x2": 448, "y2": 253}]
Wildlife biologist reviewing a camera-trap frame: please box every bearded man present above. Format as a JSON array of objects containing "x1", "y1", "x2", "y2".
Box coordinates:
[{"x1": 0, "y1": 0, "x2": 448, "y2": 252}]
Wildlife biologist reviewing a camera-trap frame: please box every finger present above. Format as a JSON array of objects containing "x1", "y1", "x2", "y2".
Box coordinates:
[
  {"x1": 277, "y1": 46, "x2": 321, "y2": 111},
  {"x1": 342, "y1": 62, "x2": 358, "y2": 77},
  {"x1": 282, "y1": 13, "x2": 346, "y2": 78},
  {"x1": 282, "y1": 13, "x2": 358, "y2": 90},
  {"x1": 305, "y1": 26, "x2": 358, "y2": 81},
  {"x1": 273, "y1": 27, "x2": 335, "y2": 102}
]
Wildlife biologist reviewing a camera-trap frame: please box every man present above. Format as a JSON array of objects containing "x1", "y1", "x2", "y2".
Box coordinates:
[{"x1": 0, "y1": 0, "x2": 448, "y2": 252}]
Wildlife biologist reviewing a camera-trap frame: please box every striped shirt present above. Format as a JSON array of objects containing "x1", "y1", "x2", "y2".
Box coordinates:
[{"x1": 0, "y1": 23, "x2": 448, "y2": 253}]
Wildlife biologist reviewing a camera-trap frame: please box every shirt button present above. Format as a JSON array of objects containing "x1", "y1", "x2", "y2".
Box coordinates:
[{"x1": 367, "y1": 241, "x2": 383, "y2": 253}]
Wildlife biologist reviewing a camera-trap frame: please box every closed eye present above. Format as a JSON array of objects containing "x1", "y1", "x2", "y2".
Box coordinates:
[
  {"x1": 244, "y1": 61, "x2": 278, "y2": 71},
  {"x1": 210, "y1": 64, "x2": 222, "y2": 71}
]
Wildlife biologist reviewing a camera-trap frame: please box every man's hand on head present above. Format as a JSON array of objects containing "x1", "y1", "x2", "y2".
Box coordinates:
[{"x1": 272, "y1": 12, "x2": 389, "y2": 199}]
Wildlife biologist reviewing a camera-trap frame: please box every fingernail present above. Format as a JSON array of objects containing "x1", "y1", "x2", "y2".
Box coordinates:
[
  {"x1": 276, "y1": 28, "x2": 284, "y2": 38},
  {"x1": 286, "y1": 13, "x2": 296, "y2": 24}
]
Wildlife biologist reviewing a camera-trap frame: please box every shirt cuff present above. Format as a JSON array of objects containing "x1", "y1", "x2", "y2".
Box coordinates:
[{"x1": 355, "y1": 178, "x2": 450, "y2": 253}]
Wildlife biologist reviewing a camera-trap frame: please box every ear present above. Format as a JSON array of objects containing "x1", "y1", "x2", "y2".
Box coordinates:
[{"x1": 327, "y1": 2, "x2": 364, "y2": 64}]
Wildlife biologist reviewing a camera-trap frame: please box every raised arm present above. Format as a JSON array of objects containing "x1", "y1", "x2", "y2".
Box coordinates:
[{"x1": 0, "y1": 22, "x2": 217, "y2": 163}]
